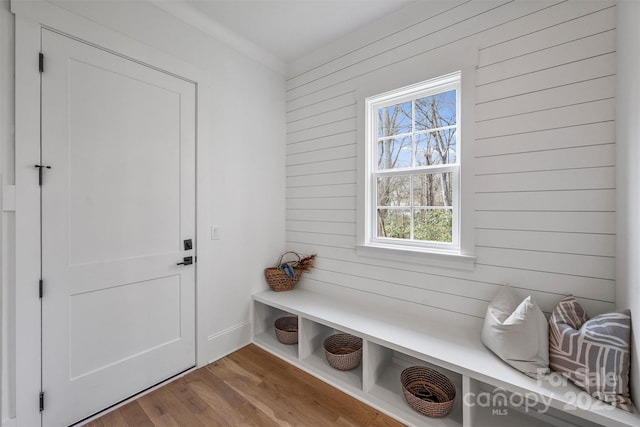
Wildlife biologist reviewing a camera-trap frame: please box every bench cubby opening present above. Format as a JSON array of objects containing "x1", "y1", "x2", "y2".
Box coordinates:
[
  {"x1": 300, "y1": 318, "x2": 363, "y2": 391},
  {"x1": 253, "y1": 300, "x2": 299, "y2": 359}
]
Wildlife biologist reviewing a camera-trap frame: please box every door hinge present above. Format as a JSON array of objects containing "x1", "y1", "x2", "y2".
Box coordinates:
[
  {"x1": 34, "y1": 164, "x2": 51, "y2": 186},
  {"x1": 39, "y1": 53, "x2": 44, "y2": 73},
  {"x1": 39, "y1": 279, "x2": 43, "y2": 299},
  {"x1": 39, "y1": 392, "x2": 44, "y2": 412}
]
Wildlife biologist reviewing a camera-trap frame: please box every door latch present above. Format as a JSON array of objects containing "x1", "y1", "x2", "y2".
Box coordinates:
[
  {"x1": 34, "y1": 164, "x2": 52, "y2": 186},
  {"x1": 176, "y1": 256, "x2": 193, "y2": 266}
]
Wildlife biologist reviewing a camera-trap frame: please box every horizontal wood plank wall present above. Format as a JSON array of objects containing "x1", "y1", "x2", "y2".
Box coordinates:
[{"x1": 285, "y1": 0, "x2": 616, "y2": 318}]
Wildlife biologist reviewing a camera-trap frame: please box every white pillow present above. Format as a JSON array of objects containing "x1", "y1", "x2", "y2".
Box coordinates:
[{"x1": 481, "y1": 286, "x2": 550, "y2": 378}]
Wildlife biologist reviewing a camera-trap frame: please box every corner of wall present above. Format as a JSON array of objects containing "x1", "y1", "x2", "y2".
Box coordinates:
[
  {"x1": 616, "y1": 0, "x2": 640, "y2": 408},
  {"x1": 205, "y1": 320, "x2": 252, "y2": 365}
]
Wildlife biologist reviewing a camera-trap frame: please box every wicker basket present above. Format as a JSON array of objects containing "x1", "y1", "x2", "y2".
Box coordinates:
[
  {"x1": 274, "y1": 316, "x2": 298, "y2": 345},
  {"x1": 400, "y1": 366, "x2": 456, "y2": 418},
  {"x1": 323, "y1": 334, "x2": 362, "y2": 371},
  {"x1": 264, "y1": 252, "x2": 303, "y2": 292}
]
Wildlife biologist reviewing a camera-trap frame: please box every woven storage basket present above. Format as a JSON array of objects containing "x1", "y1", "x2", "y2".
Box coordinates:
[
  {"x1": 264, "y1": 252, "x2": 302, "y2": 292},
  {"x1": 400, "y1": 366, "x2": 456, "y2": 418},
  {"x1": 323, "y1": 334, "x2": 362, "y2": 371},
  {"x1": 274, "y1": 316, "x2": 298, "y2": 345}
]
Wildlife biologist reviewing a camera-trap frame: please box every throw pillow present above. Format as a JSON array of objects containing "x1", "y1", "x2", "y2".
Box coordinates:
[
  {"x1": 549, "y1": 296, "x2": 632, "y2": 412},
  {"x1": 481, "y1": 286, "x2": 550, "y2": 378}
]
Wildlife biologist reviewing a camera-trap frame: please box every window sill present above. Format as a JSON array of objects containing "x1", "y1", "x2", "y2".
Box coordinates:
[{"x1": 356, "y1": 243, "x2": 476, "y2": 271}]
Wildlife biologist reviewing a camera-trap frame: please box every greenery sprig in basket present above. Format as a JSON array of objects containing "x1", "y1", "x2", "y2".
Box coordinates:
[{"x1": 264, "y1": 251, "x2": 316, "y2": 292}]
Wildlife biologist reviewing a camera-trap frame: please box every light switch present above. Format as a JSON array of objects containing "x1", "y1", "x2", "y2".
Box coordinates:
[{"x1": 211, "y1": 226, "x2": 221, "y2": 240}]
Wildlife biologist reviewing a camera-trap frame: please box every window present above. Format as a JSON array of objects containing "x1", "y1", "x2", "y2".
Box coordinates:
[{"x1": 364, "y1": 72, "x2": 462, "y2": 254}]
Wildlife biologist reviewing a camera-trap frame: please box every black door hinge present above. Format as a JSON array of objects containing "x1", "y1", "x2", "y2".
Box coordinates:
[
  {"x1": 34, "y1": 164, "x2": 51, "y2": 186},
  {"x1": 39, "y1": 392, "x2": 44, "y2": 412},
  {"x1": 39, "y1": 279, "x2": 43, "y2": 299},
  {"x1": 39, "y1": 53, "x2": 44, "y2": 73}
]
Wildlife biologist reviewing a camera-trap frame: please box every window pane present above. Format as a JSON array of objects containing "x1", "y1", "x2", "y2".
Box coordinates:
[
  {"x1": 413, "y1": 173, "x2": 453, "y2": 207},
  {"x1": 378, "y1": 102, "x2": 411, "y2": 137},
  {"x1": 415, "y1": 89, "x2": 456, "y2": 131},
  {"x1": 414, "y1": 209, "x2": 452, "y2": 242},
  {"x1": 415, "y1": 130, "x2": 457, "y2": 166},
  {"x1": 377, "y1": 137, "x2": 411, "y2": 169},
  {"x1": 377, "y1": 176, "x2": 410, "y2": 207},
  {"x1": 377, "y1": 208, "x2": 411, "y2": 239}
]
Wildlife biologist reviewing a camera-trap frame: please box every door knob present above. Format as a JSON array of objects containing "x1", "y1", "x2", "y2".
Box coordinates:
[{"x1": 176, "y1": 256, "x2": 193, "y2": 266}]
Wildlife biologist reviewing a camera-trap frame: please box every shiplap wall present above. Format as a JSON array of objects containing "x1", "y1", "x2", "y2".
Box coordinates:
[{"x1": 285, "y1": 0, "x2": 616, "y2": 319}]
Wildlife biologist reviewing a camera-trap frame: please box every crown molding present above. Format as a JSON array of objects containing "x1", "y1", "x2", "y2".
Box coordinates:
[{"x1": 148, "y1": 0, "x2": 287, "y2": 76}]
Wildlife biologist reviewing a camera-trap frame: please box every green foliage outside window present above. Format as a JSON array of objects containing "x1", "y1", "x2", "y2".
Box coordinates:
[
  {"x1": 377, "y1": 208, "x2": 452, "y2": 243},
  {"x1": 413, "y1": 209, "x2": 452, "y2": 242}
]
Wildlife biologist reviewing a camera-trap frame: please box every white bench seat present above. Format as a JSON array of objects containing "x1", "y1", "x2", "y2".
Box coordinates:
[{"x1": 252, "y1": 289, "x2": 639, "y2": 427}]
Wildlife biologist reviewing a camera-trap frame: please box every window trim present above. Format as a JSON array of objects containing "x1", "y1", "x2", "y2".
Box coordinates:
[
  {"x1": 366, "y1": 72, "x2": 461, "y2": 250},
  {"x1": 357, "y1": 69, "x2": 476, "y2": 270}
]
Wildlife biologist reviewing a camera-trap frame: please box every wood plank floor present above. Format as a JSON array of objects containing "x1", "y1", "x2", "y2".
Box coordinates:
[{"x1": 84, "y1": 344, "x2": 405, "y2": 426}]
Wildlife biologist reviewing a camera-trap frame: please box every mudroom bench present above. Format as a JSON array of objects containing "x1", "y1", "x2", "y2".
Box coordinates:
[{"x1": 251, "y1": 289, "x2": 639, "y2": 427}]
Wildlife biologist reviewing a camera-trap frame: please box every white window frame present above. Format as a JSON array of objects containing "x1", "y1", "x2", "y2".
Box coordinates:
[{"x1": 357, "y1": 71, "x2": 475, "y2": 270}]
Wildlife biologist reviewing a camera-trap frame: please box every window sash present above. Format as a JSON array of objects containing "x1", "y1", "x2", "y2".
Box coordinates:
[
  {"x1": 371, "y1": 168, "x2": 459, "y2": 248},
  {"x1": 374, "y1": 89, "x2": 459, "y2": 171}
]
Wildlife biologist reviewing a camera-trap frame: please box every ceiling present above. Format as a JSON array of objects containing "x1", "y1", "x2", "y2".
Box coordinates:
[{"x1": 156, "y1": 0, "x2": 415, "y2": 71}]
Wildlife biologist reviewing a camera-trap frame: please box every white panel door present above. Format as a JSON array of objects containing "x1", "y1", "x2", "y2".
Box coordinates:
[{"x1": 40, "y1": 29, "x2": 196, "y2": 426}]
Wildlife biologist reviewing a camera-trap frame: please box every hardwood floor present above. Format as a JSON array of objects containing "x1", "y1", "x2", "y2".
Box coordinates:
[{"x1": 84, "y1": 344, "x2": 404, "y2": 426}]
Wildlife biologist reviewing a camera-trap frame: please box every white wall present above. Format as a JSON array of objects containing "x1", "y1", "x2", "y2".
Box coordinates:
[
  {"x1": 286, "y1": 0, "x2": 617, "y2": 318},
  {"x1": 616, "y1": 0, "x2": 640, "y2": 408},
  {"x1": 1, "y1": 0, "x2": 285, "y2": 422}
]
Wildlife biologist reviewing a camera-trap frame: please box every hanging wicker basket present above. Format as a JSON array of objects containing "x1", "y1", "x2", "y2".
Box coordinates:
[
  {"x1": 264, "y1": 252, "x2": 303, "y2": 292},
  {"x1": 400, "y1": 366, "x2": 456, "y2": 418}
]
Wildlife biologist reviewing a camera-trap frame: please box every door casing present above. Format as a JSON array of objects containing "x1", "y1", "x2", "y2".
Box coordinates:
[{"x1": 12, "y1": 2, "x2": 211, "y2": 426}]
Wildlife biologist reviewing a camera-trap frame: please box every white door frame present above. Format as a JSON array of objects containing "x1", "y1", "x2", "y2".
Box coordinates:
[{"x1": 12, "y1": 1, "x2": 211, "y2": 425}]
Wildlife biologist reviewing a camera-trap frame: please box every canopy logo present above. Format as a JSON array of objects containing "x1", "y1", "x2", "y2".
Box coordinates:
[{"x1": 463, "y1": 370, "x2": 616, "y2": 417}]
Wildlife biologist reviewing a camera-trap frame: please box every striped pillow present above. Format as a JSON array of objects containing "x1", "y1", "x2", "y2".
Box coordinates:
[{"x1": 549, "y1": 296, "x2": 633, "y2": 412}]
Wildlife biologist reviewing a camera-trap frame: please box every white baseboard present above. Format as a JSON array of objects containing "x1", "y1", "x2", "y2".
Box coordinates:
[
  {"x1": 2, "y1": 417, "x2": 16, "y2": 427},
  {"x1": 205, "y1": 320, "x2": 252, "y2": 365}
]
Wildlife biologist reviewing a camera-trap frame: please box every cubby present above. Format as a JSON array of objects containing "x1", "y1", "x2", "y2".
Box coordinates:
[
  {"x1": 366, "y1": 342, "x2": 463, "y2": 426},
  {"x1": 300, "y1": 318, "x2": 363, "y2": 390},
  {"x1": 252, "y1": 289, "x2": 640, "y2": 427},
  {"x1": 253, "y1": 301, "x2": 298, "y2": 360}
]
